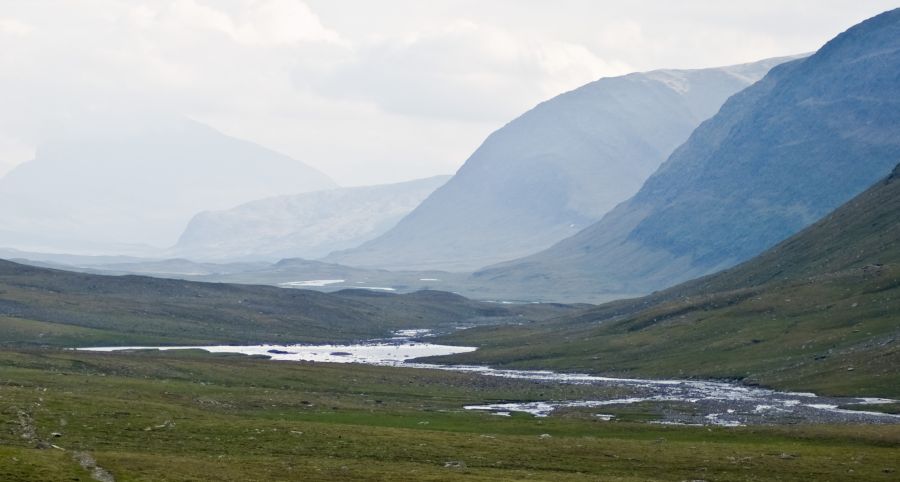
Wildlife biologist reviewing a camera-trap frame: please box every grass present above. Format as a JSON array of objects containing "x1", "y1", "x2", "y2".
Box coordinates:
[
  {"x1": 429, "y1": 168, "x2": 900, "y2": 398},
  {"x1": 433, "y1": 265, "x2": 900, "y2": 398},
  {"x1": 0, "y1": 349, "x2": 898, "y2": 481},
  {"x1": 0, "y1": 169, "x2": 898, "y2": 479},
  {"x1": 0, "y1": 259, "x2": 576, "y2": 348}
]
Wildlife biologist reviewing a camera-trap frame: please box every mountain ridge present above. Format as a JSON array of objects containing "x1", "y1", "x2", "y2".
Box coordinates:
[
  {"x1": 0, "y1": 114, "x2": 336, "y2": 253},
  {"x1": 173, "y1": 175, "x2": 450, "y2": 261},
  {"x1": 475, "y1": 9, "x2": 900, "y2": 301},
  {"x1": 435, "y1": 160, "x2": 900, "y2": 397},
  {"x1": 326, "y1": 56, "x2": 796, "y2": 271}
]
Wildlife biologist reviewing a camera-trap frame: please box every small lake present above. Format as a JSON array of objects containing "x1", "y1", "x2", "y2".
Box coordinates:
[{"x1": 79, "y1": 330, "x2": 900, "y2": 426}]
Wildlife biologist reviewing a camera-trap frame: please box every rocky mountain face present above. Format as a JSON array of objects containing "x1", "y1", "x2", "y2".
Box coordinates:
[
  {"x1": 475, "y1": 9, "x2": 900, "y2": 301},
  {"x1": 326, "y1": 57, "x2": 794, "y2": 271}
]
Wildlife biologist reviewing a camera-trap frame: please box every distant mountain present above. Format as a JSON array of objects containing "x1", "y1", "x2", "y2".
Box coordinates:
[
  {"x1": 476, "y1": 9, "x2": 900, "y2": 301},
  {"x1": 327, "y1": 57, "x2": 795, "y2": 271},
  {"x1": 439, "y1": 162, "x2": 900, "y2": 397},
  {"x1": 173, "y1": 176, "x2": 450, "y2": 261},
  {"x1": 0, "y1": 114, "x2": 336, "y2": 253}
]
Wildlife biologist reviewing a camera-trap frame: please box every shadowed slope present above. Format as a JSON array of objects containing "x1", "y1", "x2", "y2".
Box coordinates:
[
  {"x1": 437, "y1": 163, "x2": 900, "y2": 397},
  {"x1": 476, "y1": 9, "x2": 900, "y2": 301}
]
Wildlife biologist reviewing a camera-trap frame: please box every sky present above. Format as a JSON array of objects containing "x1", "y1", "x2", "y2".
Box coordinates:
[{"x1": 0, "y1": 1, "x2": 896, "y2": 186}]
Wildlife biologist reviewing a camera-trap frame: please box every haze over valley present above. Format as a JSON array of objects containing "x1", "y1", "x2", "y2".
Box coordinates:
[{"x1": 1, "y1": 3, "x2": 898, "y2": 481}]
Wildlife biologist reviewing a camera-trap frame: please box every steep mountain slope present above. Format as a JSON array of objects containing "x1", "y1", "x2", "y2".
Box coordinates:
[
  {"x1": 438, "y1": 163, "x2": 900, "y2": 397},
  {"x1": 0, "y1": 114, "x2": 336, "y2": 253},
  {"x1": 173, "y1": 176, "x2": 449, "y2": 261},
  {"x1": 0, "y1": 258, "x2": 575, "y2": 347},
  {"x1": 477, "y1": 9, "x2": 900, "y2": 301},
  {"x1": 327, "y1": 57, "x2": 793, "y2": 271}
]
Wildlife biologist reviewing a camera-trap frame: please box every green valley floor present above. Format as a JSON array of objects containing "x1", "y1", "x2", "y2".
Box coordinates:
[{"x1": 0, "y1": 349, "x2": 897, "y2": 481}]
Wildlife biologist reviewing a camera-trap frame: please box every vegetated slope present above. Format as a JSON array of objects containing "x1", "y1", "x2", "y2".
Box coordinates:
[
  {"x1": 0, "y1": 114, "x2": 335, "y2": 253},
  {"x1": 438, "y1": 164, "x2": 900, "y2": 397},
  {"x1": 476, "y1": 9, "x2": 900, "y2": 301},
  {"x1": 0, "y1": 259, "x2": 574, "y2": 347},
  {"x1": 173, "y1": 176, "x2": 450, "y2": 261},
  {"x1": 3, "y1": 252, "x2": 504, "y2": 304},
  {"x1": 327, "y1": 57, "x2": 792, "y2": 271},
  {"x1": 5, "y1": 254, "x2": 472, "y2": 297}
]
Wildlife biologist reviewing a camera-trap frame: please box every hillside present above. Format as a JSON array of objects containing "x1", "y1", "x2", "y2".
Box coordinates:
[
  {"x1": 327, "y1": 57, "x2": 792, "y2": 271},
  {"x1": 173, "y1": 176, "x2": 449, "y2": 261},
  {"x1": 436, "y1": 164, "x2": 900, "y2": 397},
  {"x1": 0, "y1": 114, "x2": 336, "y2": 253},
  {"x1": 476, "y1": 9, "x2": 900, "y2": 301},
  {"x1": 0, "y1": 259, "x2": 575, "y2": 347}
]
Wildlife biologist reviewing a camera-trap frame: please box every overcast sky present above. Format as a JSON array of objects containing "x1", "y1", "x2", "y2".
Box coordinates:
[{"x1": 0, "y1": 1, "x2": 896, "y2": 186}]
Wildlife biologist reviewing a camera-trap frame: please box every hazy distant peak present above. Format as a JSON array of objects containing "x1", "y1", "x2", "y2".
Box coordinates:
[
  {"x1": 640, "y1": 70, "x2": 693, "y2": 94},
  {"x1": 326, "y1": 55, "x2": 794, "y2": 271},
  {"x1": 711, "y1": 54, "x2": 810, "y2": 81},
  {"x1": 171, "y1": 175, "x2": 451, "y2": 262},
  {"x1": 0, "y1": 114, "x2": 336, "y2": 253}
]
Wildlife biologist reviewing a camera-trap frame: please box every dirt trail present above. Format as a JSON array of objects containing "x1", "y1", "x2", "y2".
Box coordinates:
[
  {"x1": 73, "y1": 451, "x2": 116, "y2": 482},
  {"x1": 15, "y1": 408, "x2": 38, "y2": 444},
  {"x1": 10, "y1": 403, "x2": 116, "y2": 482}
]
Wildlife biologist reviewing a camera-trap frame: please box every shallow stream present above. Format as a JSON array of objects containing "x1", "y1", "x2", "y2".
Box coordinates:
[{"x1": 79, "y1": 330, "x2": 899, "y2": 426}]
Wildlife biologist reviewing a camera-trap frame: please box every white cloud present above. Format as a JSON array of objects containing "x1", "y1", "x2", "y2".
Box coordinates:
[
  {"x1": 162, "y1": 0, "x2": 343, "y2": 46},
  {"x1": 0, "y1": 17, "x2": 33, "y2": 36},
  {"x1": 232, "y1": 0, "x2": 343, "y2": 46},
  {"x1": 167, "y1": 0, "x2": 234, "y2": 35},
  {"x1": 308, "y1": 20, "x2": 631, "y2": 121},
  {"x1": 0, "y1": 0, "x2": 897, "y2": 186}
]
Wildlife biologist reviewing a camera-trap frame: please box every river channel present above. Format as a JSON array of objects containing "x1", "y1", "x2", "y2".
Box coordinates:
[{"x1": 79, "y1": 329, "x2": 900, "y2": 426}]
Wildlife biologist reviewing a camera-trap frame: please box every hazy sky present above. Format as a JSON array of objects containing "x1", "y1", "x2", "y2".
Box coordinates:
[{"x1": 0, "y1": 1, "x2": 896, "y2": 186}]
